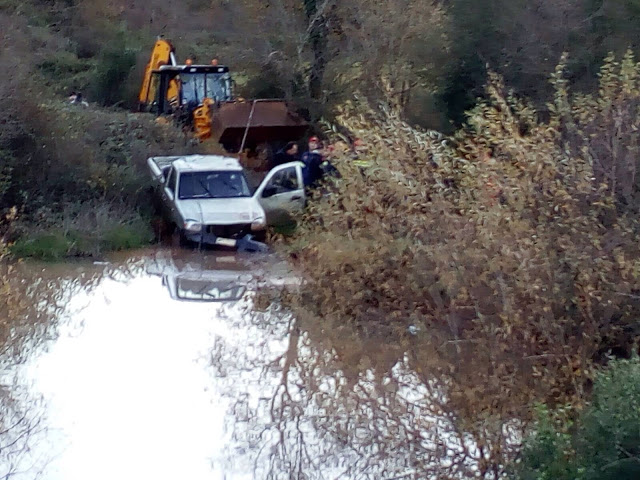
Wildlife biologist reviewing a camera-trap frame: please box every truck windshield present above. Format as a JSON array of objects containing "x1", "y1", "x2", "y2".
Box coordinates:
[
  {"x1": 178, "y1": 171, "x2": 251, "y2": 199},
  {"x1": 181, "y1": 72, "x2": 232, "y2": 105}
]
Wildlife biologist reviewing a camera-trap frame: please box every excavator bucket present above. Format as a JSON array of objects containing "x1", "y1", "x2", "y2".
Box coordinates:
[{"x1": 210, "y1": 100, "x2": 308, "y2": 152}]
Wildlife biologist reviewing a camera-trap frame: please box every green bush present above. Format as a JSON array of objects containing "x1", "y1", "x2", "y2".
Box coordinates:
[
  {"x1": 515, "y1": 356, "x2": 640, "y2": 480},
  {"x1": 578, "y1": 356, "x2": 640, "y2": 480},
  {"x1": 102, "y1": 224, "x2": 153, "y2": 251},
  {"x1": 0, "y1": 149, "x2": 13, "y2": 200},
  {"x1": 37, "y1": 52, "x2": 95, "y2": 93},
  {"x1": 10, "y1": 233, "x2": 72, "y2": 260},
  {"x1": 516, "y1": 406, "x2": 579, "y2": 480},
  {"x1": 90, "y1": 35, "x2": 138, "y2": 106}
]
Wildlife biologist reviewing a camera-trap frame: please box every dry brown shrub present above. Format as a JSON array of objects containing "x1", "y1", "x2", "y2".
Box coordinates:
[{"x1": 278, "y1": 53, "x2": 640, "y2": 475}]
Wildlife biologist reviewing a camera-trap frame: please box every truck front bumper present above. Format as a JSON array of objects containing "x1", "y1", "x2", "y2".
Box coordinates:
[{"x1": 184, "y1": 231, "x2": 268, "y2": 252}]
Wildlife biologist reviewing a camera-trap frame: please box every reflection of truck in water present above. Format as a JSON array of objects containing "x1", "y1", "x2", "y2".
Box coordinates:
[
  {"x1": 164, "y1": 270, "x2": 252, "y2": 302},
  {"x1": 148, "y1": 155, "x2": 306, "y2": 247},
  {"x1": 146, "y1": 251, "x2": 301, "y2": 302}
]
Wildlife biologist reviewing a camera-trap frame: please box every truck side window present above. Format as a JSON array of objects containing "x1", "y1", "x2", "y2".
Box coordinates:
[
  {"x1": 266, "y1": 167, "x2": 299, "y2": 194},
  {"x1": 166, "y1": 168, "x2": 177, "y2": 193}
]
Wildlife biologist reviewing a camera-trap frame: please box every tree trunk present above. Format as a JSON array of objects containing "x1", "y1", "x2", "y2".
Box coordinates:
[{"x1": 303, "y1": 0, "x2": 329, "y2": 101}]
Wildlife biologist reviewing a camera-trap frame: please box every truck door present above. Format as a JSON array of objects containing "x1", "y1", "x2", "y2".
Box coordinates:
[{"x1": 255, "y1": 163, "x2": 305, "y2": 225}]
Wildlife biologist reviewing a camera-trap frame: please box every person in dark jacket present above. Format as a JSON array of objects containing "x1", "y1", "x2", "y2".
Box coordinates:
[
  {"x1": 273, "y1": 142, "x2": 300, "y2": 167},
  {"x1": 301, "y1": 136, "x2": 325, "y2": 187}
]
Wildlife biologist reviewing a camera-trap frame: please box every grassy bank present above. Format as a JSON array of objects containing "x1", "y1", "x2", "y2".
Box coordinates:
[
  {"x1": 10, "y1": 225, "x2": 152, "y2": 260},
  {"x1": 0, "y1": 9, "x2": 217, "y2": 260},
  {"x1": 0, "y1": 98, "x2": 190, "y2": 260},
  {"x1": 0, "y1": 71, "x2": 199, "y2": 260},
  {"x1": 8, "y1": 202, "x2": 154, "y2": 260}
]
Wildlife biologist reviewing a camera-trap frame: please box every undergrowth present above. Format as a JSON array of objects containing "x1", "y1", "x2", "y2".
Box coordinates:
[
  {"x1": 8, "y1": 202, "x2": 154, "y2": 260},
  {"x1": 278, "y1": 52, "x2": 640, "y2": 478}
]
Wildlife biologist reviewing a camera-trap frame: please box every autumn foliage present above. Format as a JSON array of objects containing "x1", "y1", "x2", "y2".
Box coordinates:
[{"x1": 284, "y1": 54, "x2": 640, "y2": 446}]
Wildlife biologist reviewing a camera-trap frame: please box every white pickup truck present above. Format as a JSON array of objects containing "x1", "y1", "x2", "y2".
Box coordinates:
[
  {"x1": 146, "y1": 251, "x2": 301, "y2": 302},
  {"x1": 147, "y1": 155, "x2": 306, "y2": 246}
]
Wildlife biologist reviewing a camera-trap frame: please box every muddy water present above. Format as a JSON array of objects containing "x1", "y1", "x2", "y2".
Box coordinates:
[{"x1": 3, "y1": 248, "x2": 495, "y2": 480}]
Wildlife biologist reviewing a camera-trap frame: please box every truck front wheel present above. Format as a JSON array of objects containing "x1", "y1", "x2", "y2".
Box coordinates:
[
  {"x1": 251, "y1": 230, "x2": 267, "y2": 242},
  {"x1": 170, "y1": 225, "x2": 190, "y2": 248}
]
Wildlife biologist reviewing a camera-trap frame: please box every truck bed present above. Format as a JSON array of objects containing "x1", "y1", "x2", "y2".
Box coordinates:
[{"x1": 148, "y1": 156, "x2": 183, "y2": 181}]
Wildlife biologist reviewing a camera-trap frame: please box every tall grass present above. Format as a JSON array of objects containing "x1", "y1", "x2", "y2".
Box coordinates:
[{"x1": 9, "y1": 202, "x2": 154, "y2": 260}]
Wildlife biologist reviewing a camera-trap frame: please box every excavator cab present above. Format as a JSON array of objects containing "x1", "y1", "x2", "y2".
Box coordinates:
[
  {"x1": 180, "y1": 69, "x2": 232, "y2": 105},
  {"x1": 141, "y1": 65, "x2": 232, "y2": 115}
]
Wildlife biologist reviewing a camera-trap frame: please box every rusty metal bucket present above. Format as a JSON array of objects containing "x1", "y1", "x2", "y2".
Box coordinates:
[{"x1": 210, "y1": 100, "x2": 308, "y2": 152}]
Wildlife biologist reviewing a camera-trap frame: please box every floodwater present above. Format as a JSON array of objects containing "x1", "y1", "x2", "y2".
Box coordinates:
[{"x1": 0, "y1": 248, "x2": 507, "y2": 480}]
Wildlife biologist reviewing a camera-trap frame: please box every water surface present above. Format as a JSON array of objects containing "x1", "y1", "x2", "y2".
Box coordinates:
[{"x1": 4, "y1": 248, "x2": 500, "y2": 480}]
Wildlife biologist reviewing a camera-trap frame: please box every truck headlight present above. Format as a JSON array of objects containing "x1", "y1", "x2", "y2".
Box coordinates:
[
  {"x1": 251, "y1": 215, "x2": 266, "y2": 231},
  {"x1": 184, "y1": 220, "x2": 202, "y2": 233}
]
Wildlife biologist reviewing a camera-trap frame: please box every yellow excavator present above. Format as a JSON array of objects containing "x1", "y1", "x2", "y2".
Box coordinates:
[{"x1": 138, "y1": 37, "x2": 308, "y2": 154}]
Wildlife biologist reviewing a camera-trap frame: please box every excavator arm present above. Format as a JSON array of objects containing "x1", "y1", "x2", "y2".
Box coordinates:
[{"x1": 138, "y1": 38, "x2": 177, "y2": 109}]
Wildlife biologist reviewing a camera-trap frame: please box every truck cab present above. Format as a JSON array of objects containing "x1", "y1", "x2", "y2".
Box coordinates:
[{"x1": 148, "y1": 155, "x2": 305, "y2": 246}]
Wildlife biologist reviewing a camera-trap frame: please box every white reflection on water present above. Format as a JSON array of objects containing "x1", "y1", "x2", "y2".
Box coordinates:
[{"x1": 15, "y1": 253, "x2": 285, "y2": 480}]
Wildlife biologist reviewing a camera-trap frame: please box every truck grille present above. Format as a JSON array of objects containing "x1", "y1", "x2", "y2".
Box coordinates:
[{"x1": 205, "y1": 224, "x2": 251, "y2": 238}]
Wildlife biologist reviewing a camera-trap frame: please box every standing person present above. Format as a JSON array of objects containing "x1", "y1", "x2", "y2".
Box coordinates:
[
  {"x1": 301, "y1": 136, "x2": 324, "y2": 187},
  {"x1": 273, "y1": 142, "x2": 300, "y2": 167}
]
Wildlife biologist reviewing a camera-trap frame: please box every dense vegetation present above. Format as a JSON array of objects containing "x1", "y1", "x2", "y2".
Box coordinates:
[
  {"x1": 0, "y1": 0, "x2": 639, "y2": 477},
  {"x1": 281, "y1": 55, "x2": 640, "y2": 476}
]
